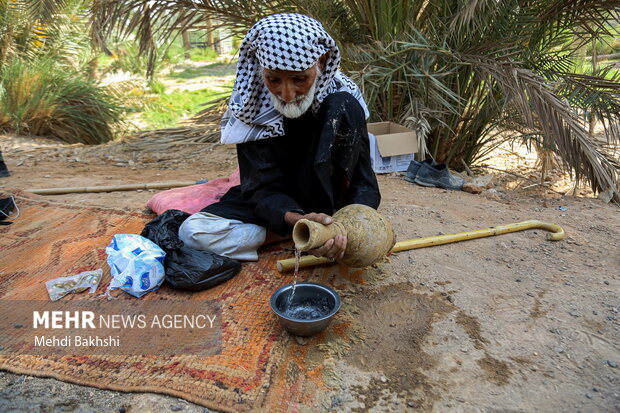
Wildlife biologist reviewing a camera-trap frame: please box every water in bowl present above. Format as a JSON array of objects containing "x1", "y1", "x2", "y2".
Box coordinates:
[{"x1": 282, "y1": 296, "x2": 332, "y2": 320}]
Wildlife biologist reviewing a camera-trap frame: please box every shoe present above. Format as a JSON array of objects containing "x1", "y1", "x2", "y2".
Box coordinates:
[
  {"x1": 414, "y1": 162, "x2": 465, "y2": 191},
  {"x1": 403, "y1": 158, "x2": 434, "y2": 183},
  {"x1": 0, "y1": 161, "x2": 10, "y2": 178}
]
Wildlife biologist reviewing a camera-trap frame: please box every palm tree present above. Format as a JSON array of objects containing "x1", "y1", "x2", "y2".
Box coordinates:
[
  {"x1": 0, "y1": 0, "x2": 123, "y2": 144},
  {"x1": 93, "y1": 0, "x2": 620, "y2": 202},
  {"x1": 0, "y1": 0, "x2": 91, "y2": 69}
]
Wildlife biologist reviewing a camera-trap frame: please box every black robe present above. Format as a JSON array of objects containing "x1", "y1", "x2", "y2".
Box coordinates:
[{"x1": 203, "y1": 92, "x2": 380, "y2": 236}]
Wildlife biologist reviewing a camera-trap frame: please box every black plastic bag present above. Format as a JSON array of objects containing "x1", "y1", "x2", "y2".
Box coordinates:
[
  {"x1": 164, "y1": 248, "x2": 240, "y2": 291},
  {"x1": 141, "y1": 209, "x2": 241, "y2": 291},
  {"x1": 0, "y1": 196, "x2": 17, "y2": 226}
]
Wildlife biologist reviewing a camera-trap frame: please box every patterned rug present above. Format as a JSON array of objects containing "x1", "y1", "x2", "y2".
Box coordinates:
[{"x1": 0, "y1": 190, "x2": 361, "y2": 412}]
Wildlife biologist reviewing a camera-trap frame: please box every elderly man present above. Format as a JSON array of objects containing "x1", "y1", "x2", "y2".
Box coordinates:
[{"x1": 179, "y1": 13, "x2": 380, "y2": 261}]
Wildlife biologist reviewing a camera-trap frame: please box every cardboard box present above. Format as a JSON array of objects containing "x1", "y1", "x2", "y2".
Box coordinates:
[{"x1": 367, "y1": 122, "x2": 418, "y2": 173}]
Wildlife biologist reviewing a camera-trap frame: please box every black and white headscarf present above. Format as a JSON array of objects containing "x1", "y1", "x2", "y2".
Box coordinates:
[{"x1": 220, "y1": 13, "x2": 369, "y2": 144}]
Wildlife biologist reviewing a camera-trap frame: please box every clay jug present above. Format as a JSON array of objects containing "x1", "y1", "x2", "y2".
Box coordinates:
[{"x1": 292, "y1": 204, "x2": 396, "y2": 268}]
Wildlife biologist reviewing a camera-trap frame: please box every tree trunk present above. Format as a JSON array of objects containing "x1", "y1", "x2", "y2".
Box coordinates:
[
  {"x1": 589, "y1": 36, "x2": 598, "y2": 135},
  {"x1": 182, "y1": 30, "x2": 191, "y2": 59},
  {"x1": 87, "y1": 55, "x2": 99, "y2": 80},
  {"x1": 206, "y1": 17, "x2": 214, "y2": 49}
]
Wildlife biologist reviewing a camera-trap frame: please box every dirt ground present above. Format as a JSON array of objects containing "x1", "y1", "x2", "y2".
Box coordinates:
[{"x1": 0, "y1": 133, "x2": 618, "y2": 412}]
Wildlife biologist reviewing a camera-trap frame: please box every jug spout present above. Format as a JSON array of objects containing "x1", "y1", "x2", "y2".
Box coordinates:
[{"x1": 293, "y1": 219, "x2": 346, "y2": 251}]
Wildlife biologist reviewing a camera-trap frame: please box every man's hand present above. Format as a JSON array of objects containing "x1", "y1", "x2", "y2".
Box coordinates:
[{"x1": 284, "y1": 211, "x2": 347, "y2": 260}]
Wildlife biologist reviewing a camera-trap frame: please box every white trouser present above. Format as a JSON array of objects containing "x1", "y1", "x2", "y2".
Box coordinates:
[{"x1": 178, "y1": 212, "x2": 267, "y2": 261}]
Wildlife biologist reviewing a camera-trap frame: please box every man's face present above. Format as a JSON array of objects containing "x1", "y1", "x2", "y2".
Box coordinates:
[{"x1": 263, "y1": 65, "x2": 320, "y2": 118}]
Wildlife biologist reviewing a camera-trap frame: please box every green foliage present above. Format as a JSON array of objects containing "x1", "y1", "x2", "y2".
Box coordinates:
[
  {"x1": 103, "y1": 43, "x2": 179, "y2": 75},
  {"x1": 163, "y1": 37, "x2": 219, "y2": 63},
  {"x1": 148, "y1": 79, "x2": 167, "y2": 95},
  {"x1": 0, "y1": 0, "x2": 95, "y2": 71},
  {"x1": 0, "y1": 58, "x2": 124, "y2": 144},
  {"x1": 189, "y1": 47, "x2": 218, "y2": 62},
  {"x1": 97, "y1": 51, "x2": 115, "y2": 69},
  {"x1": 160, "y1": 43, "x2": 186, "y2": 66},
  {"x1": 139, "y1": 87, "x2": 228, "y2": 130},
  {"x1": 101, "y1": 40, "x2": 218, "y2": 77},
  {"x1": 231, "y1": 36, "x2": 243, "y2": 51}
]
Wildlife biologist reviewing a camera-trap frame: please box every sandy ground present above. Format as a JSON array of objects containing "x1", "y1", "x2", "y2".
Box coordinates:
[{"x1": 0, "y1": 133, "x2": 618, "y2": 412}]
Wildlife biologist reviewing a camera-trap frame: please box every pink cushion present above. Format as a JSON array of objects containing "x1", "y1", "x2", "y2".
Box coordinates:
[{"x1": 147, "y1": 168, "x2": 240, "y2": 215}]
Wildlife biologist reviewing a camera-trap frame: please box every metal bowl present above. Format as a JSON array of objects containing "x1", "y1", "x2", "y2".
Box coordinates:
[{"x1": 270, "y1": 282, "x2": 341, "y2": 337}]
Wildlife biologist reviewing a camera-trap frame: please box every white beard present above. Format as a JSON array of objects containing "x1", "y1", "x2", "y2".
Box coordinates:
[{"x1": 269, "y1": 69, "x2": 320, "y2": 119}]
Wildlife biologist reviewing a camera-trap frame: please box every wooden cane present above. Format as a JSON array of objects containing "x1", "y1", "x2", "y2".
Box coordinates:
[{"x1": 276, "y1": 220, "x2": 565, "y2": 272}]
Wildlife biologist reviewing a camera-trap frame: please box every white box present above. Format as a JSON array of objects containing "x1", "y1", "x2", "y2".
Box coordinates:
[{"x1": 367, "y1": 122, "x2": 418, "y2": 173}]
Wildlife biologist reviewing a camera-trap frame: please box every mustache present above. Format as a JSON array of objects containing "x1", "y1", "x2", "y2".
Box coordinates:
[{"x1": 273, "y1": 93, "x2": 307, "y2": 104}]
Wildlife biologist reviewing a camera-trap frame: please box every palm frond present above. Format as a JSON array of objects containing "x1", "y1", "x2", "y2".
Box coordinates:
[
  {"x1": 558, "y1": 70, "x2": 620, "y2": 141},
  {"x1": 26, "y1": 0, "x2": 69, "y2": 22},
  {"x1": 449, "y1": 0, "x2": 511, "y2": 32},
  {"x1": 468, "y1": 57, "x2": 619, "y2": 201}
]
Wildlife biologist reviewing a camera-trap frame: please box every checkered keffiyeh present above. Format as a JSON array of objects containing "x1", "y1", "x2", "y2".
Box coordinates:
[{"x1": 220, "y1": 13, "x2": 369, "y2": 144}]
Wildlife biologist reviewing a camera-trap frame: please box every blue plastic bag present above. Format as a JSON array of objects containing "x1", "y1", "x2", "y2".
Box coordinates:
[{"x1": 105, "y1": 234, "x2": 166, "y2": 298}]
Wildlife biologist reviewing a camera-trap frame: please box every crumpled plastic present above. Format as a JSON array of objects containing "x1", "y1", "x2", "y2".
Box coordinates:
[
  {"x1": 140, "y1": 209, "x2": 241, "y2": 291},
  {"x1": 45, "y1": 269, "x2": 103, "y2": 301},
  {"x1": 105, "y1": 234, "x2": 166, "y2": 298}
]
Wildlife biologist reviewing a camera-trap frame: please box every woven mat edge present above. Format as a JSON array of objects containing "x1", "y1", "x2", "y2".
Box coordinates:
[{"x1": 0, "y1": 362, "x2": 239, "y2": 413}]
